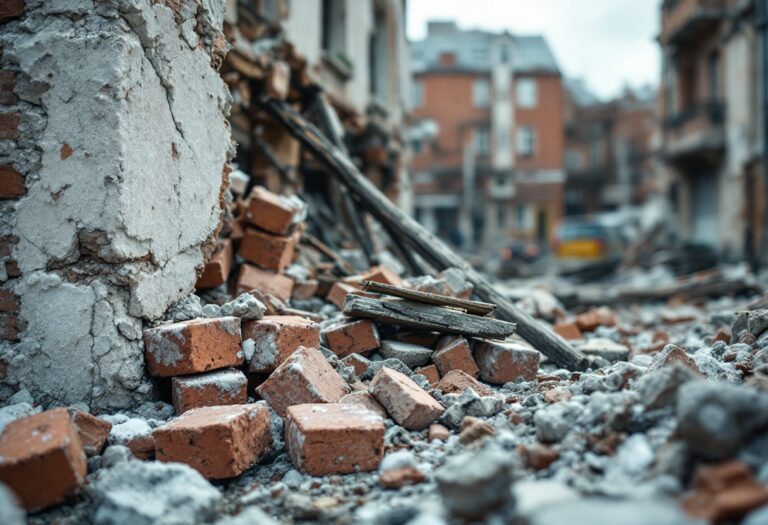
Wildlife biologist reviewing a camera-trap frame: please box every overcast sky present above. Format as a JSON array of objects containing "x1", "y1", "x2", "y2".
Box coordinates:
[{"x1": 406, "y1": 0, "x2": 663, "y2": 100}]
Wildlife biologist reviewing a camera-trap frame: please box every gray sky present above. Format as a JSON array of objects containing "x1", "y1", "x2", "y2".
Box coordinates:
[{"x1": 406, "y1": 0, "x2": 663, "y2": 100}]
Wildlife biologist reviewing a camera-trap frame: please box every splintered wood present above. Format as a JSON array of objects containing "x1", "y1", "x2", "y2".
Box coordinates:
[{"x1": 360, "y1": 280, "x2": 496, "y2": 316}]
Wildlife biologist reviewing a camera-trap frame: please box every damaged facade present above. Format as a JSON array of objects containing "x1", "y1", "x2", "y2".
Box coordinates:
[
  {"x1": 658, "y1": 0, "x2": 767, "y2": 262},
  {"x1": 409, "y1": 21, "x2": 565, "y2": 252}
]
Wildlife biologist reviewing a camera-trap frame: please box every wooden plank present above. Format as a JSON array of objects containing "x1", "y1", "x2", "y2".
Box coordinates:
[
  {"x1": 261, "y1": 98, "x2": 589, "y2": 370},
  {"x1": 343, "y1": 296, "x2": 515, "y2": 339},
  {"x1": 361, "y1": 280, "x2": 495, "y2": 316}
]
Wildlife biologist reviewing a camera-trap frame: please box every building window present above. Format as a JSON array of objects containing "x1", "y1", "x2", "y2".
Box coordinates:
[
  {"x1": 321, "y1": 0, "x2": 345, "y2": 57},
  {"x1": 516, "y1": 204, "x2": 532, "y2": 230},
  {"x1": 516, "y1": 78, "x2": 537, "y2": 108},
  {"x1": 439, "y1": 52, "x2": 456, "y2": 66},
  {"x1": 499, "y1": 45, "x2": 510, "y2": 64},
  {"x1": 516, "y1": 126, "x2": 536, "y2": 157},
  {"x1": 708, "y1": 51, "x2": 720, "y2": 101},
  {"x1": 412, "y1": 80, "x2": 424, "y2": 108},
  {"x1": 411, "y1": 139, "x2": 423, "y2": 154},
  {"x1": 565, "y1": 148, "x2": 583, "y2": 170},
  {"x1": 473, "y1": 128, "x2": 489, "y2": 155},
  {"x1": 497, "y1": 204, "x2": 507, "y2": 228},
  {"x1": 473, "y1": 78, "x2": 490, "y2": 107}
]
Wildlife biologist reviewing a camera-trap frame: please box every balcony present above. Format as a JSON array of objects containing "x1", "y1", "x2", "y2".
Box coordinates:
[
  {"x1": 663, "y1": 101, "x2": 725, "y2": 162},
  {"x1": 660, "y1": 0, "x2": 727, "y2": 46}
]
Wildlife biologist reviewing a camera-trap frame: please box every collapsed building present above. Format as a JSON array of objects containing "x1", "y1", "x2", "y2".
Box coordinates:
[{"x1": 1, "y1": 2, "x2": 768, "y2": 525}]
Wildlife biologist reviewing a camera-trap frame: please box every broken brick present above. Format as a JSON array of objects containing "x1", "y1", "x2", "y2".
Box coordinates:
[
  {"x1": 322, "y1": 318, "x2": 380, "y2": 358},
  {"x1": 380, "y1": 465, "x2": 427, "y2": 489},
  {"x1": 243, "y1": 315, "x2": 320, "y2": 373},
  {"x1": 69, "y1": 410, "x2": 112, "y2": 457},
  {"x1": 553, "y1": 321, "x2": 582, "y2": 340},
  {"x1": 518, "y1": 443, "x2": 559, "y2": 470},
  {"x1": 0, "y1": 408, "x2": 87, "y2": 511},
  {"x1": 339, "y1": 391, "x2": 387, "y2": 418},
  {"x1": 369, "y1": 367, "x2": 444, "y2": 430},
  {"x1": 474, "y1": 340, "x2": 540, "y2": 384},
  {"x1": 326, "y1": 281, "x2": 376, "y2": 310},
  {"x1": 575, "y1": 307, "x2": 617, "y2": 332},
  {"x1": 237, "y1": 264, "x2": 294, "y2": 302},
  {"x1": 0, "y1": 111, "x2": 19, "y2": 140},
  {"x1": 358, "y1": 265, "x2": 404, "y2": 287},
  {"x1": 0, "y1": 1, "x2": 25, "y2": 24},
  {"x1": 432, "y1": 336, "x2": 479, "y2": 378},
  {"x1": 171, "y1": 368, "x2": 248, "y2": 414},
  {"x1": 435, "y1": 369, "x2": 496, "y2": 397},
  {"x1": 342, "y1": 353, "x2": 371, "y2": 376},
  {"x1": 143, "y1": 317, "x2": 243, "y2": 377},
  {"x1": 291, "y1": 278, "x2": 319, "y2": 300},
  {"x1": 256, "y1": 346, "x2": 350, "y2": 417},
  {"x1": 108, "y1": 418, "x2": 155, "y2": 460},
  {"x1": 0, "y1": 165, "x2": 24, "y2": 199},
  {"x1": 682, "y1": 460, "x2": 768, "y2": 523},
  {"x1": 245, "y1": 186, "x2": 305, "y2": 235},
  {"x1": 285, "y1": 403, "x2": 385, "y2": 476},
  {"x1": 647, "y1": 344, "x2": 700, "y2": 375},
  {"x1": 415, "y1": 364, "x2": 440, "y2": 385},
  {"x1": 195, "y1": 239, "x2": 233, "y2": 289},
  {"x1": 0, "y1": 289, "x2": 18, "y2": 312},
  {"x1": 154, "y1": 403, "x2": 271, "y2": 480},
  {"x1": 238, "y1": 228, "x2": 299, "y2": 272},
  {"x1": 428, "y1": 423, "x2": 451, "y2": 441}
]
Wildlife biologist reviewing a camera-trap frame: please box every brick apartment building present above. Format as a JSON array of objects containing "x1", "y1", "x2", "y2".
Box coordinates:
[
  {"x1": 564, "y1": 82, "x2": 657, "y2": 216},
  {"x1": 409, "y1": 22, "x2": 565, "y2": 253},
  {"x1": 658, "y1": 0, "x2": 767, "y2": 262}
]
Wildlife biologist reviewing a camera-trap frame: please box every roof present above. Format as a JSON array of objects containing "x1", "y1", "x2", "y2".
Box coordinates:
[{"x1": 410, "y1": 22, "x2": 560, "y2": 75}]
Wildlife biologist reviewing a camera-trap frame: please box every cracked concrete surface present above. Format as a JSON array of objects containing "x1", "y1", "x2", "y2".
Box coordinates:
[{"x1": 0, "y1": 0, "x2": 232, "y2": 409}]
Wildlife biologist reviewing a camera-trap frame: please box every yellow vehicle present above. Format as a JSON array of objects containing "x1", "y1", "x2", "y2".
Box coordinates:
[{"x1": 552, "y1": 220, "x2": 621, "y2": 262}]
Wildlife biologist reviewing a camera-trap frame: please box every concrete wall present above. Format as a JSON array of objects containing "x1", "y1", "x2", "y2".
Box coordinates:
[{"x1": 0, "y1": 0, "x2": 232, "y2": 409}]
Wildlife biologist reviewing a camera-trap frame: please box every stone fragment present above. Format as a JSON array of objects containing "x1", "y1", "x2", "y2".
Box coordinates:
[
  {"x1": 459, "y1": 416, "x2": 495, "y2": 445},
  {"x1": 100, "y1": 445, "x2": 133, "y2": 469},
  {"x1": 246, "y1": 186, "x2": 306, "y2": 235},
  {"x1": 369, "y1": 367, "x2": 444, "y2": 430},
  {"x1": 322, "y1": 318, "x2": 380, "y2": 358},
  {"x1": 575, "y1": 307, "x2": 617, "y2": 332},
  {"x1": 342, "y1": 353, "x2": 372, "y2": 376},
  {"x1": 70, "y1": 409, "x2": 112, "y2": 457},
  {"x1": 428, "y1": 423, "x2": 451, "y2": 441},
  {"x1": 237, "y1": 265, "x2": 294, "y2": 302},
  {"x1": 214, "y1": 507, "x2": 281, "y2": 525},
  {"x1": 534, "y1": 403, "x2": 572, "y2": 443},
  {"x1": 243, "y1": 315, "x2": 320, "y2": 373},
  {"x1": 154, "y1": 403, "x2": 271, "y2": 479},
  {"x1": 432, "y1": 336, "x2": 479, "y2": 377},
  {"x1": 553, "y1": 321, "x2": 582, "y2": 340},
  {"x1": 648, "y1": 344, "x2": 700, "y2": 374},
  {"x1": 0, "y1": 483, "x2": 24, "y2": 525},
  {"x1": 220, "y1": 293, "x2": 266, "y2": 320},
  {"x1": 0, "y1": 408, "x2": 87, "y2": 511},
  {"x1": 285, "y1": 403, "x2": 385, "y2": 475},
  {"x1": 415, "y1": 364, "x2": 440, "y2": 385},
  {"x1": 0, "y1": 403, "x2": 37, "y2": 435},
  {"x1": 528, "y1": 498, "x2": 700, "y2": 525},
  {"x1": 682, "y1": 460, "x2": 768, "y2": 523},
  {"x1": 108, "y1": 418, "x2": 155, "y2": 460},
  {"x1": 441, "y1": 388, "x2": 503, "y2": 429},
  {"x1": 339, "y1": 391, "x2": 388, "y2": 418},
  {"x1": 239, "y1": 228, "x2": 300, "y2": 272},
  {"x1": 196, "y1": 239, "x2": 233, "y2": 289},
  {"x1": 677, "y1": 381, "x2": 768, "y2": 460},
  {"x1": 361, "y1": 358, "x2": 413, "y2": 380},
  {"x1": 89, "y1": 460, "x2": 221, "y2": 525},
  {"x1": 379, "y1": 466, "x2": 427, "y2": 489},
  {"x1": 435, "y1": 446, "x2": 513, "y2": 518},
  {"x1": 171, "y1": 368, "x2": 248, "y2": 414},
  {"x1": 435, "y1": 369, "x2": 496, "y2": 397},
  {"x1": 474, "y1": 340, "x2": 539, "y2": 383},
  {"x1": 578, "y1": 338, "x2": 630, "y2": 363},
  {"x1": 637, "y1": 363, "x2": 699, "y2": 409},
  {"x1": 143, "y1": 317, "x2": 243, "y2": 377},
  {"x1": 518, "y1": 443, "x2": 559, "y2": 470},
  {"x1": 257, "y1": 346, "x2": 350, "y2": 417},
  {"x1": 380, "y1": 340, "x2": 433, "y2": 369}
]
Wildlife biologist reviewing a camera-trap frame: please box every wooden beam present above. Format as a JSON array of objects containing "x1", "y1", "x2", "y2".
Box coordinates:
[
  {"x1": 261, "y1": 97, "x2": 589, "y2": 371},
  {"x1": 361, "y1": 280, "x2": 495, "y2": 316}
]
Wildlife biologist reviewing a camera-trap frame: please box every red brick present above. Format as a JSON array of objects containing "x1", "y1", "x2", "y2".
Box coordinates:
[
  {"x1": 322, "y1": 318, "x2": 380, "y2": 358},
  {"x1": 682, "y1": 460, "x2": 768, "y2": 523},
  {"x1": 339, "y1": 391, "x2": 387, "y2": 418},
  {"x1": 0, "y1": 165, "x2": 23, "y2": 199},
  {"x1": 0, "y1": 1, "x2": 25, "y2": 23},
  {"x1": 154, "y1": 403, "x2": 271, "y2": 479},
  {"x1": 143, "y1": 317, "x2": 243, "y2": 377},
  {"x1": 108, "y1": 418, "x2": 155, "y2": 460},
  {"x1": 69, "y1": 410, "x2": 111, "y2": 457},
  {"x1": 712, "y1": 327, "x2": 731, "y2": 344},
  {"x1": 415, "y1": 364, "x2": 440, "y2": 385},
  {"x1": 435, "y1": 369, "x2": 496, "y2": 397},
  {"x1": 245, "y1": 185, "x2": 305, "y2": 235},
  {"x1": 0, "y1": 313, "x2": 20, "y2": 341},
  {"x1": 474, "y1": 340, "x2": 540, "y2": 384},
  {"x1": 256, "y1": 346, "x2": 350, "y2": 417},
  {"x1": 432, "y1": 336, "x2": 479, "y2": 378},
  {"x1": 325, "y1": 281, "x2": 376, "y2": 309},
  {"x1": 344, "y1": 265, "x2": 404, "y2": 288},
  {"x1": 285, "y1": 403, "x2": 384, "y2": 476},
  {"x1": 0, "y1": 408, "x2": 87, "y2": 511},
  {"x1": 0, "y1": 289, "x2": 18, "y2": 312},
  {"x1": 342, "y1": 353, "x2": 371, "y2": 376},
  {"x1": 428, "y1": 423, "x2": 451, "y2": 441},
  {"x1": 0, "y1": 71, "x2": 16, "y2": 105},
  {"x1": 291, "y1": 278, "x2": 319, "y2": 300},
  {"x1": 171, "y1": 368, "x2": 248, "y2": 414},
  {"x1": 0, "y1": 111, "x2": 19, "y2": 140},
  {"x1": 237, "y1": 264, "x2": 294, "y2": 302},
  {"x1": 518, "y1": 443, "x2": 559, "y2": 470},
  {"x1": 647, "y1": 344, "x2": 700, "y2": 374},
  {"x1": 379, "y1": 465, "x2": 427, "y2": 488},
  {"x1": 243, "y1": 315, "x2": 320, "y2": 373},
  {"x1": 575, "y1": 307, "x2": 617, "y2": 332},
  {"x1": 553, "y1": 321, "x2": 582, "y2": 340},
  {"x1": 238, "y1": 228, "x2": 299, "y2": 272},
  {"x1": 370, "y1": 367, "x2": 445, "y2": 430},
  {"x1": 195, "y1": 239, "x2": 233, "y2": 289}
]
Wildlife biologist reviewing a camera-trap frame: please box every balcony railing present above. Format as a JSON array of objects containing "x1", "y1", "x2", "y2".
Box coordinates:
[
  {"x1": 663, "y1": 101, "x2": 725, "y2": 159},
  {"x1": 661, "y1": 0, "x2": 727, "y2": 45}
]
